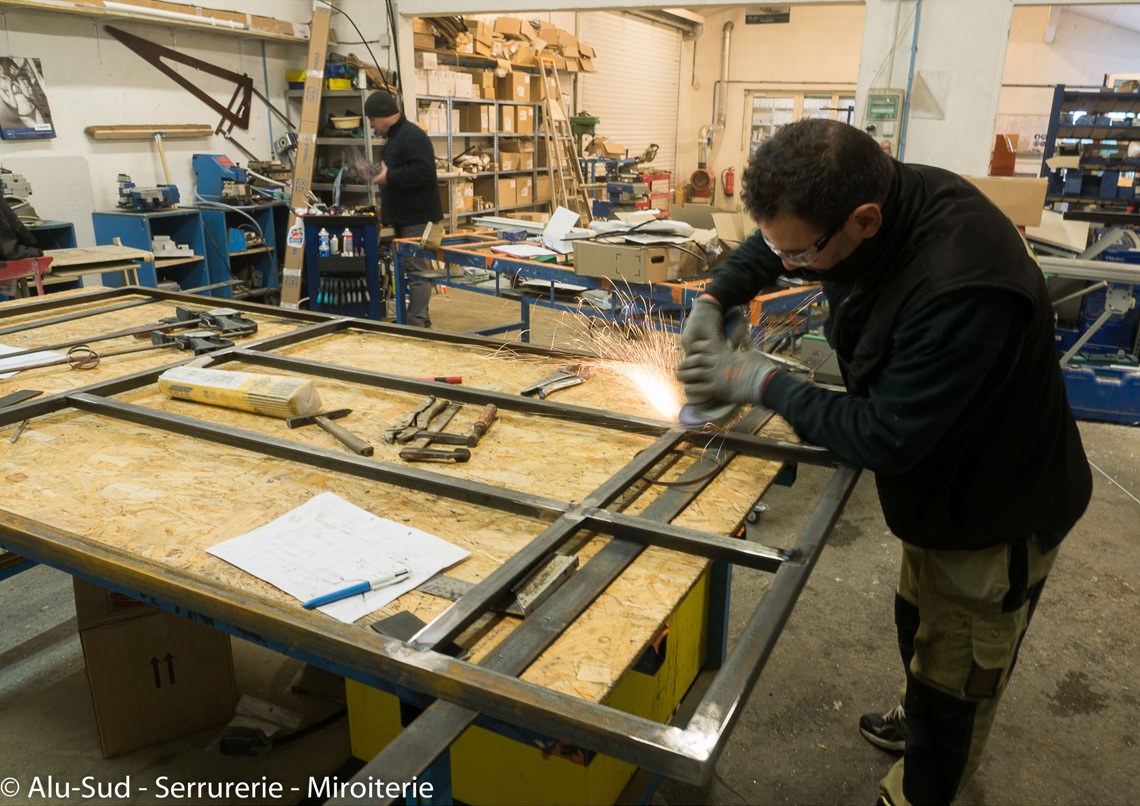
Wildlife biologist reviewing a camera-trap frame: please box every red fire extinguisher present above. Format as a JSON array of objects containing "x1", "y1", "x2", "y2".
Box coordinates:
[{"x1": 722, "y1": 168, "x2": 735, "y2": 196}]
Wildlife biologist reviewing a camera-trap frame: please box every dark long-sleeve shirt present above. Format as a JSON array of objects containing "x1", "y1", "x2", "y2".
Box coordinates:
[
  {"x1": 701, "y1": 161, "x2": 1090, "y2": 550},
  {"x1": 379, "y1": 117, "x2": 442, "y2": 227}
]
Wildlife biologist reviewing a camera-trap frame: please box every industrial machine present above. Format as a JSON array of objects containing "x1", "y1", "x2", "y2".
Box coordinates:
[
  {"x1": 193, "y1": 154, "x2": 253, "y2": 203},
  {"x1": 116, "y1": 173, "x2": 179, "y2": 211},
  {"x1": 689, "y1": 166, "x2": 715, "y2": 200}
]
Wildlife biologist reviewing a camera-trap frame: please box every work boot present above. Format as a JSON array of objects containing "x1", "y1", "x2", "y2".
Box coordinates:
[{"x1": 859, "y1": 703, "x2": 907, "y2": 753}]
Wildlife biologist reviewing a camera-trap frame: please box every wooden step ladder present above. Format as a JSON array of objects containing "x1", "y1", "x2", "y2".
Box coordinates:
[{"x1": 537, "y1": 60, "x2": 592, "y2": 221}]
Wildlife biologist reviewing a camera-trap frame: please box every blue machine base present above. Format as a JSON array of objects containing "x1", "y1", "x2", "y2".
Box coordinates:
[{"x1": 1063, "y1": 364, "x2": 1140, "y2": 425}]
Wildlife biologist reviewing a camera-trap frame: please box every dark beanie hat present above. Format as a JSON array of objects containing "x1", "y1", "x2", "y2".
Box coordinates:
[{"x1": 364, "y1": 92, "x2": 400, "y2": 118}]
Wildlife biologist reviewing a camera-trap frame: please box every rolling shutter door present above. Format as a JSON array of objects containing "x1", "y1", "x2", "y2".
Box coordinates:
[{"x1": 577, "y1": 12, "x2": 681, "y2": 175}]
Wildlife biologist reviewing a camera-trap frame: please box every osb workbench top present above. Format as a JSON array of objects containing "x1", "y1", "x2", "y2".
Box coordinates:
[{"x1": 1, "y1": 290, "x2": 791, "y2": 704}]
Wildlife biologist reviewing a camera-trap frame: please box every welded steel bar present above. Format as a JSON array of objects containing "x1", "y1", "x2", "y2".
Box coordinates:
[
  {"x1": 348, "y1": 408, "x2": 775, "y2": 799},
  {"x1": 687, "y1": 428, "x2": 838, "y2": 467},
  {"x1": 408, "y1": 427, "x2": 690, "y2": 652},
  {"x1": 683, "y1": 462, "x2": 862, "y2": 781},
  {"x1": 67, "y1": 394, "x2": 570, "y2": 520},
  {"x1": 229, "y1": 348, "x2": 668, "y2": 434},
  {"x1": 585, "y1": 509, "x2": 791, "y2": 570}
]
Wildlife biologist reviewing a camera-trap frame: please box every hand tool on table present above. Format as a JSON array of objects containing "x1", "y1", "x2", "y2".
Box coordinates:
[
  {"x1": 393, "y1": 398, "x2": 450, "y2": 444},
  {"x1": 0, "y1": 306, "x2": 256, "y2": 364},
  {"x1": 7, "y1": 330, "x2": 235, "y2": 374},
  {"x1": 520, "y1": 363, "x2": 590, "y2": 399},
  {"x1": 287, "y1": 408, "x2": 374, "y2": 456},
  {"x1": 398, "y1": 401, "x2": 469, "y2": 462},
  {"x1": 382, "y1": 396, "x2": 436, "y2": 444},
  {"x1": 401, "y1": 403, "x2": 498, "y2": 448}
]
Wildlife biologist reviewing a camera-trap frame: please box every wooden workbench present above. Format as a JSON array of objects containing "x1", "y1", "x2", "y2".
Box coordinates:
[{"x1": 0, "y1": 286, "x2": 851, "y2": 794}]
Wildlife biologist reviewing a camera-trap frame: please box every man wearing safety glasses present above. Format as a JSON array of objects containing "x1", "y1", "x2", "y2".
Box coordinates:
[{"x1": 677, "y1": 118, "x2": 1090, "y2": 805}]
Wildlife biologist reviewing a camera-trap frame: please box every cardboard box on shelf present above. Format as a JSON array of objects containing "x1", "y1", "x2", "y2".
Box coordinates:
[
  {"x1": 573, "y1": 240, "x2": 701, "y2": 284},
  {"x1": 530, "y1": 74, "x2": 559, "y2": 103},
  {"x1": 579, "y1": 43, "x2": 596, "y2": 59},
  {"x1": 476, "y1": 71, "x2": 496, "y2": 100},
  {"x1": 964, "y1": 176, "x2": 1047, "y2": 228},
  {"x1": 427, "y1": 69, "x2": 455, "y2": 97},
  {"x1": 510, "y1": 45, "x2": 538, "y2": 67},
  {"x1": 517, "y1": 176, "x2": 533, "y2": 205},
  {"x1": 590, "y1": 137, "x2": 627, "y2": 159},
  {"x1": 500, "y1": 106, "x2": 516, "y2": 133},
  {"x1": 537, "y1": 22, "x2": 561, "y2": 43},
  {"x1": 557, "y1": 30, "x2": 579, "y2": 57},
  {"x1": 414, "y1": 68, "x2": 429, "y2": 96},
  {"x1": 496, "y1": 72, "x2": 531, "y2": 102},
  {"x1": 515, "y1": 105, "x2": 534, "y2": 134},
  {"x1": 564, "y1": 57, "x2": 580, "y2": 73},
  {"x1": 494, "y1": 16, "x2": 527, "y2": 39},
  {"x1": 413, "y1": 18, "x2": 432, "y2": 34},
  {"x1": 500, "y1": 138, "x2": 535, "y2": 162},
  {"x1": 466, "y1": 20, "x2": 494, "y2": 55},
  {"x1": 499, "y1": 151, "x2": 520, "y2": 171},
  {"x1": 441, "y1": 179, "x2": 475, "y2": 213},
  {"x1": 579, "y1": 56, "x2": 598, "y2": 73},
  {"x1": 415, "y1": 51, "x2": 439, "y2": 70},
  {"x1": 74, "y1": 579, "x2": 237, "y2": 758},
  {"x1": 453, "y1": 71, "x2": 474, "y2": 98},
  {"x1": 413, "y1": 32, "x2": 434, "y2": 50},
  {"x1": 475, "y1": 176, "x2": 517, "y2": 208},
  {"x1": 460, "y1": 104, "x2": 492, "y2": 133},
  {"x1": 535, "y1": 174, "x2": 552, "y2": 202}
]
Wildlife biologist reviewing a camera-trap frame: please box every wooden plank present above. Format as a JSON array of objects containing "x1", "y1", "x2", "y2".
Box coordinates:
[
  {"x1": 44, "y1": 245, "x2": 153, "y2": 267},
  {"x1": 85, "y1": 124, "x2": 214, "y2": 140},
  {"x1": 280, "y1": 4, "x2": 332, "y2": 309}
]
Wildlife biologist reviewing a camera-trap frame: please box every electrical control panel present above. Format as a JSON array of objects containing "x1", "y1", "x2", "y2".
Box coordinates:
[{"x1": 864, "y1": 88, "x2": 906, "y2": 155}]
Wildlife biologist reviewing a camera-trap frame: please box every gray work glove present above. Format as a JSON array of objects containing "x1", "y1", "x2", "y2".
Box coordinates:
[
  {"x1": 676, "y1": 344, "x2": 778, "y2": 406},
  {"x1": 681, "y1": 294, "x2": 727, "y2": 354}
]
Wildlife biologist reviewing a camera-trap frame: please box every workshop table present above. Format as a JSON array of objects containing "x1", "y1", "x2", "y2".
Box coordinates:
[
  {"x1": 392, "y1": 231, "x2": 826, "y2": 346},
  {"x1": 0, "y1": 286, "x2": 857, "y2": 804}
]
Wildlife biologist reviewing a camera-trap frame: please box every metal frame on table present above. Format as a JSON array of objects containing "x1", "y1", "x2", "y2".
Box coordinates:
[
  {"x1": 0, "y1": 287, "x2": 859, "y2": 800},
  {"x1": 392, "y1": 232, "x2": 826, "y2": 345}
]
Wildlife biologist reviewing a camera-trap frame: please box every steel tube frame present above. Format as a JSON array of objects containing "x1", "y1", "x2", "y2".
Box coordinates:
[{"x1": 2, "y1": 288, "x2": 861, "y2": 791}]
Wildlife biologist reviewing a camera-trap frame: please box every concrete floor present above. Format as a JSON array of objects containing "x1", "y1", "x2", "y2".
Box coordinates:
[{"x1": 2, "y1": 287, "x2": 1138, "y2": 805}]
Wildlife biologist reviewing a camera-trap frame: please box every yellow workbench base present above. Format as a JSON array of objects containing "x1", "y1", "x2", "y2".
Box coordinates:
[{"x1": 347, "y1": 568, "x2": 712, "y2": 806}]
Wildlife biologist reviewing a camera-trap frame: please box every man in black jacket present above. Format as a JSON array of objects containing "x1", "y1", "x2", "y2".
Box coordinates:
[
  {"x1": 365, "y1": 91, "x2": 441, "y2": 327},
  {"x1": 678, "y1": 119, "x2": 1091, "y2": 805}
]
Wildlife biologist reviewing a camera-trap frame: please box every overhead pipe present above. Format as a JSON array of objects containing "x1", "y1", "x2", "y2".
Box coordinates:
[{"x1": 698, "y1": 20, "x2": 733, "y2": 165}]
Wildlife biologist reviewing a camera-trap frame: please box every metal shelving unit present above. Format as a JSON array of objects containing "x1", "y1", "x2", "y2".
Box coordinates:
[{"x1": 286, "y1": 89, "x2": 385, "y2": 207}]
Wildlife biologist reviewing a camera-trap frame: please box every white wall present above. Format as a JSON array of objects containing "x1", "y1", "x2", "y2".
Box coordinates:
[
  {"x1": 999, "y1": 5, "x2": 1140, "y2": 156},
  {"x1": 0, "y1": 2, "x2": 314, "y2": 246},
  {"x1": 678, "y1": 4, "x2": 864, "y2": 207}
]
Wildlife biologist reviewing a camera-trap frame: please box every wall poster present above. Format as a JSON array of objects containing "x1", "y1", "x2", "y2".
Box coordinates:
[{"x1": 0, "y1": 57, "x2": 55, "y2": 140}]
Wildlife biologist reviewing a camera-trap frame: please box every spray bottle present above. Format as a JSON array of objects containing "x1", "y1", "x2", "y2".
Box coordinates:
[
  {"x1": 342, "y1": 227, "x2": 354, "y2": 257},
  {"x1": 317, "y1": 228, "x2": 330, "y2": 257}
]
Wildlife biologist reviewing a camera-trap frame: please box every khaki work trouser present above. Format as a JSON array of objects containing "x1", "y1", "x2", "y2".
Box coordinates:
[{"x1": 880, "y1": 536, "x2": 1059, "y2": 806}]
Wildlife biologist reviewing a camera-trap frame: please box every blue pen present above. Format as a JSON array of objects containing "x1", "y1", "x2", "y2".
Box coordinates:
[{"x1": 302, "y1": 568, "x2": 410, "y2": 610}]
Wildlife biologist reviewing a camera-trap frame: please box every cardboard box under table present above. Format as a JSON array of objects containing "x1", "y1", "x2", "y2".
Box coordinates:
[{"x1": 0, "y1": 286, "x2": 850, "y2": 803}]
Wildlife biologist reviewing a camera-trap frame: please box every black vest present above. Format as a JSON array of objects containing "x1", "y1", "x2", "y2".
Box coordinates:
[{"x1": 823, "y1": 163, "x2": 1090, "y2": 550}]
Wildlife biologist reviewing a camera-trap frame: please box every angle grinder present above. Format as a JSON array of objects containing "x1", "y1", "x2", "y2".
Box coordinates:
[{"x1": 677, "y1": 306, "x2": 749, "y2": 428}]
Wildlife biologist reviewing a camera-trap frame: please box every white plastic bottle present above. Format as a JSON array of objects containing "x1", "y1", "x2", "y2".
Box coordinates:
[{"x1": 330, "y1": 233, "x2": 339, "y2": 255}]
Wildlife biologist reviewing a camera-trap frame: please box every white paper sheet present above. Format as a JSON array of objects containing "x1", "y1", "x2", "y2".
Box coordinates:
[
  {"x1": 207, "y1": 492, "x2": 470, "y2": 624},
  {"x1": 0, "y1": 343, "x2": 68, "y2": 379},
  {"x1": 489, "y1": 243, "x2": 559, "y2": 258}
]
